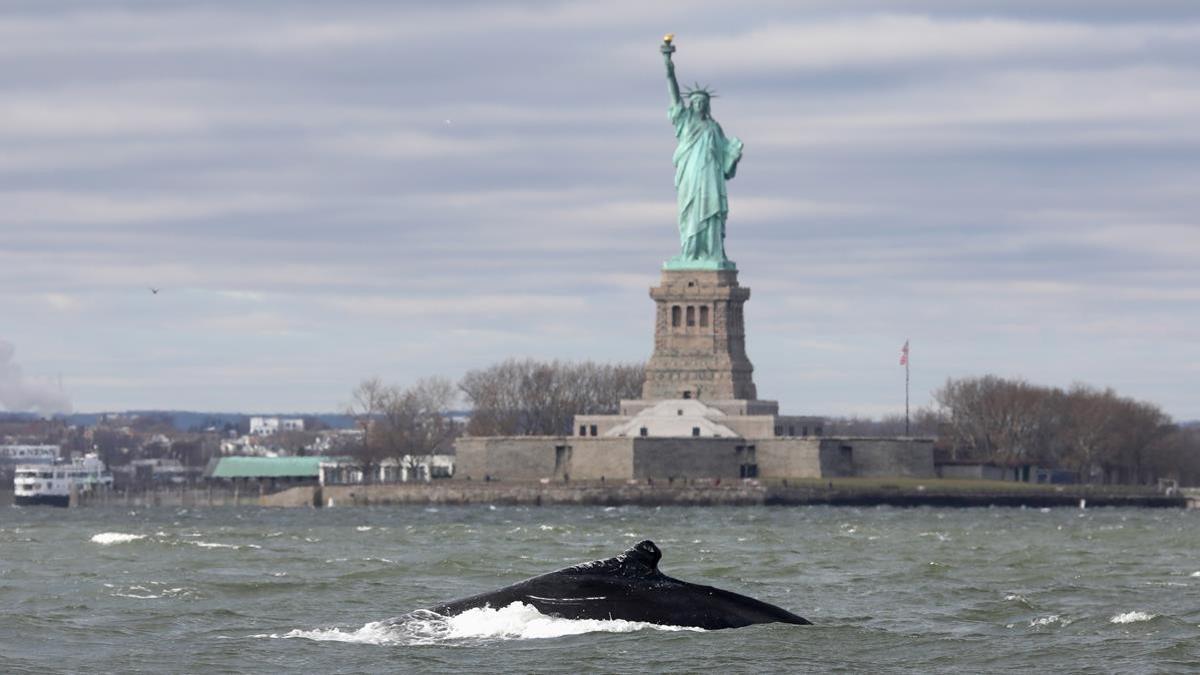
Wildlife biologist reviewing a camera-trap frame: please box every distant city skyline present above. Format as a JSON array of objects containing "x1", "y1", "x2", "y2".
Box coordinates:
[{"x1": 2, "y1": 1, "x2": 1197, "y2": 420}]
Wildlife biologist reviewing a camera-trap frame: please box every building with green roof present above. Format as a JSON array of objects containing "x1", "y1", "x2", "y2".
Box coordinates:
[{"x1": 206, "y1": 456, "x2": 333, "y2": 484}]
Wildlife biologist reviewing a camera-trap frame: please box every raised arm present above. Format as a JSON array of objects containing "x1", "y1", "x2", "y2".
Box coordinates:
[{"x1": 662, "y1": 34, "x2": 681, "y2": 107}]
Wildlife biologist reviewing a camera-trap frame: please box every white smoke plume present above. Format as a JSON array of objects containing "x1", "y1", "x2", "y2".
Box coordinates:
[{"x1": 0, "y1": 340, "x2": 73, "y2": 415}]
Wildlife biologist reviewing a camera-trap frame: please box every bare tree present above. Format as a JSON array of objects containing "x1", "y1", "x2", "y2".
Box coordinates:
[
  {"x1": 345, "y1": 377, "x2": 389, "y2": 482},
  {"x1": 460, "y1": 359, "x2": 645, "y2": 436},
  {"x1": 377, "y1": 376, "x2": 460, "y2": 481},
  {"x1": 933, "y1": 375, "x2": 1189, "y2": 484},
  {"x1": 934, "y1": 376, "x2": 1066, "y2": 465},
  {"x1": 1110, "y1": 397, "x2": 1171, "y2": 484}
]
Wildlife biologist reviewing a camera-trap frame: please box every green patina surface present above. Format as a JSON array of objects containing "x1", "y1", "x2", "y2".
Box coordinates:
[
  {"x1": 210, "y1": 456, "x2": 332, "y2": 479},
  {"x1": 662, "y1": 257, "x2": 737, "y2": 271},
  {"x1": 661, "y1": 36, "x2": 742, "y2": 271}
]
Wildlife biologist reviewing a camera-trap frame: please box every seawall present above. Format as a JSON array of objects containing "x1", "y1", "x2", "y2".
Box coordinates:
[
  {"x1": 48, "y1": 481, "x2": 1188, "y2": 509},
  {"x1": 255, "y1": 481, "x2": 1187, "y2": 509}
]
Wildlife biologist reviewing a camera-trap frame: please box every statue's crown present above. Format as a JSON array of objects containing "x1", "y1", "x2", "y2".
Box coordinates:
[{"x1": 683, "y1": 83, "x2": 717, "y2": 99}]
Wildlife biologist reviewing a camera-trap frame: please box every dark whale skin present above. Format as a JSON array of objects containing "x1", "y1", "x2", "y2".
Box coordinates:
[{"x1": 427, "y1": 540, "x2": 811, "y2": 630}]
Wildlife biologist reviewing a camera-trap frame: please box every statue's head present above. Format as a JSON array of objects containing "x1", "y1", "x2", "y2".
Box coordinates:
[{"x1": 684, "y1": 84, "x2": 716, "y2": 118}]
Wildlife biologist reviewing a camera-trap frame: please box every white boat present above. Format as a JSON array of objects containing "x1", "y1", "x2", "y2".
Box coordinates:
[{"x1": 13, "y1": 454, "x2": 113, "y2": 507}]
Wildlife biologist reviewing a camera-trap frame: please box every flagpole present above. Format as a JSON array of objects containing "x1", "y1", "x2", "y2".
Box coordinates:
[
  {"x1": 904, "y1": 339, "x2": 910, "y2": 436},
  {"x1": 899, "y1": 339, "x2": 911, "y2": 435}
]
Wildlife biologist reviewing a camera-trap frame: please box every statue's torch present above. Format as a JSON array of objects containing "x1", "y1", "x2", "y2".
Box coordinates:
[{"x1": 661, "y1": 33, "x2": 675, "y2": 56}]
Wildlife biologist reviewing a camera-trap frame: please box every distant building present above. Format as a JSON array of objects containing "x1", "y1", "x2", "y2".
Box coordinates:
[
  {"x1": 205, "y1": 455, "x2": 330, "y2": 487},
  {"x1": 319, "y1": 455, "x2": 455, "y2": 485},
  {"x1": 0, "y1": 444, "x2": 58, "y2": 466},
  {"x1": 111, "y1": 458, "x2": 200, "y2": 489},
  {"x1": 249, "y1": 416, "x2": 304, "y2": 436},
  {"x1": 0, "y1": 445, "x2": 58, "y2": 480}
]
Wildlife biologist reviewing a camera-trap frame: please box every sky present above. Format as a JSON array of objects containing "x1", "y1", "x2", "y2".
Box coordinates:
[{"x1": 1, "y1": 1, "x2": 1197, "y2": 419}]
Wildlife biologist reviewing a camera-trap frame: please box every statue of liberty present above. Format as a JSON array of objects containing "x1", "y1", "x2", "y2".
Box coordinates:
[{"x1": 661, "y1": 34, "x2": 743, "y2": 270}]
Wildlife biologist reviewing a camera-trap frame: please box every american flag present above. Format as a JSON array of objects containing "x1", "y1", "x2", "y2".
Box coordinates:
[{"x1": 899, "y1": 340, "x2": 909, "y2": 366}]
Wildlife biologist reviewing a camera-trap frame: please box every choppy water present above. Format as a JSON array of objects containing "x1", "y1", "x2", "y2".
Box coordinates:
[{"x1": 1, "y1": 504, "x2": 1198, "y2": 673}]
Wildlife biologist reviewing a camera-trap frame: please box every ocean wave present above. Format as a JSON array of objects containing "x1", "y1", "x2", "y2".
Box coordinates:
[
  {"x1": 1110, "y1": 611, "x2": 1156, "y2": 624},
  {"x1": 1003, "y1": 593, "x2": 1032, "y2": 608},
  {"x1": 262, "y1": 621, "x2": 399, "y2": 645},
  {"x1": 1029, "y1": 615, "x2": 1065, "y2": 628},
  {"x1": 109, "y1": 583, "x2": 194, "y2": 600},
  {"x1": 262, "y1": 602, "x2": 704, "y2": 645},
  {"x1": 90, "y1": 532, "x2": 146, "y2": 545}
]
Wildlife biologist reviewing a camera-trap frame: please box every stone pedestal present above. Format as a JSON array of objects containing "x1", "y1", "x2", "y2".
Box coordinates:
[{"x1": 642, "y1": 269, "x2": 758, "y2": 401}]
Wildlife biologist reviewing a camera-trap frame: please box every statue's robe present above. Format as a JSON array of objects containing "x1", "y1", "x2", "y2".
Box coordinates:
[{"x1": 669, "y1": 101, "x2": 743, "y2": 262}]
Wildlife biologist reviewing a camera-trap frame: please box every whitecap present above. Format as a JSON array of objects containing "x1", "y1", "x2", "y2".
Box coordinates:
[
  {"x1": 1110, "y1": 611, "x2": 1155, "y2": 624},
  {"x1": 436, "y1": 602, "x2": 702, "y2": 640},
  {"x1": 1029, "y1": 615, "x2": 1062, "y2": 627},
  {"x1": 356, "y1": 526, "x2": 373, "y2": 532},
  {"x1": 1190, "y1": 571, "x2": 1200, "y2": 578},
  {"x1": 91, "y1": 532, "x2": 146, "y2": 545},
  {"x1": 265, "y1": 602, "x2": 703, "y2": 645},
  {"x1": 191, "y1": 541, "x2": 261, "y2": 550},
  {"x1": 258, "y1": 621, "x2": 400, "y2": 645}
]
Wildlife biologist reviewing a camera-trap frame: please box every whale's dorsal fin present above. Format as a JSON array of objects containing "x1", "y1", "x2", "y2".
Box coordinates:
[
  {"x1": 622, "y1": 540, "x2": 662, "y2": 572},
  {"x1": 563, "y1": 539, "x2": 662, "y2": 577}
]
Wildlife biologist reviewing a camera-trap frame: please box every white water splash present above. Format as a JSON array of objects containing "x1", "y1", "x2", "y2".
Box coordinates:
[
  {"x1": 91, "y1": 532, "x2": 146, "y2": 545},
  {"x1": 1029, "y1": 615, "x2": 1067, "y2": 627},
  {"x1": 191, "y1": 541, "x2": 261, "y2": 550},
  {"x1": 262, "y1": 602, "x2": 704, "y2": 645},
  {"x1": 264, "y1": 621, "x2": 400, "y2": 645},
  {"x1": 1110, "y1": 611, "x2": 1155, "y2": 624},
  {"x1": 109, "y1": 582, "x2": 193, "y2": 600}
]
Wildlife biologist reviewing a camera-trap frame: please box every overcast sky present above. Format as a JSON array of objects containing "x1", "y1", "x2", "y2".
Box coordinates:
[{"x1": 2, "y1": 1, "x2": 1197, "y2": 419}]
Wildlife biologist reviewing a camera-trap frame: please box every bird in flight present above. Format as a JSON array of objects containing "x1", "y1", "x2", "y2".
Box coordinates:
[{"x1": 149, "y1": 287, "x2": 160, "y2": 295}]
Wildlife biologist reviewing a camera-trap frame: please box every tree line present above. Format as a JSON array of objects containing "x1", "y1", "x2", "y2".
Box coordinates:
[
  {"x1": 459, "y1": 359, "x2": 644, "y2": 436},
  {"x1": 348, "y1": 362, "x2": 1196, "y2": 486},
  {"x1": 928, "y1": 375, "x2": 1198, "y2": 485},
  {"x1": 346, "y1": 359, "x2": 645, "y2": 477}
]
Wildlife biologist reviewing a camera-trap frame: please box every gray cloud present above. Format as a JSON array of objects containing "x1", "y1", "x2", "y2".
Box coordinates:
[{"x1": 0, "y1": 1, "x2": 1197, "y2": 418}]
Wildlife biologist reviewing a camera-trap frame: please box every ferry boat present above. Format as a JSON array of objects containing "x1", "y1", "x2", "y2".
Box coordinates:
[{"x1": 13, "y1": 454, "x2": 113, "y2": 507}]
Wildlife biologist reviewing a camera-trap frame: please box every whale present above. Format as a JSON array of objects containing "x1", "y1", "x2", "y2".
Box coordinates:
[{"x1": 426, "y1": 540, "x2": 811, "y2": 630}]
